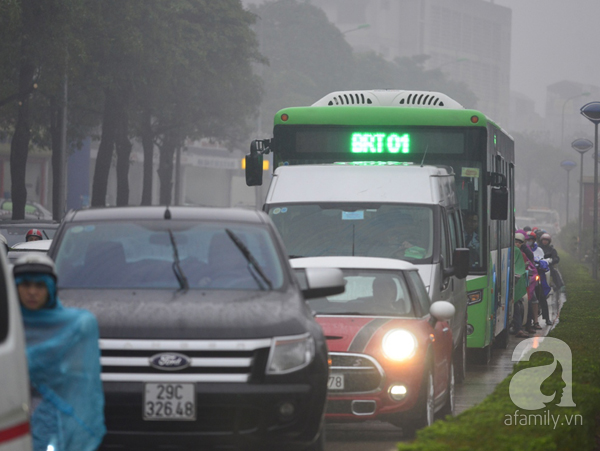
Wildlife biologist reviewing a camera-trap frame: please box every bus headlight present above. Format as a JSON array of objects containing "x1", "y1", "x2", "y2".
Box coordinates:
[
  {"x1": 382, "y1": 329, "x2": 417, "y2": 361},
  {"x1": 267, "y1": 334, "x2": 315, "y2": 374}
]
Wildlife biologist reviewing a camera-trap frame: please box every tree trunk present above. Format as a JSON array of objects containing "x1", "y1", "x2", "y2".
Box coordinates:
[
  {"x1": 140, "y1": 110, "x2": 154, "y2": 206},
  {"x1": 50, "y1": 97, "x2": 61, "y2": 220},
  {"x1": 157, "y1": 130, "x2": 178, "y2": 205},
  {"x1": 10, "y1": 0, "x2": 37, "y2": 220},
  {"x1": 10, "y1": 59, "x2": 36, "y2": 220},
  {"x1": 91, "y1": 89, "x2": 118, "y2": 207},
  {"x1": 115, "y1": 100, "x2": 131, "y2": 206}
]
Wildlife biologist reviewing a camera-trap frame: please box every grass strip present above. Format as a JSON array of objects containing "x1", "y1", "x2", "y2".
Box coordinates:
[{"x1": 398, "y1": 253, "x2": 600, "y2": 451}]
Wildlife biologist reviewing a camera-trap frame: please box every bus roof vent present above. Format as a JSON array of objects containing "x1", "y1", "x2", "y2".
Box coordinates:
[
  {"x1": 312, "y1": 90, "x2": 464, "y2": 109},
  {"x1": 313, "y1": 91, "x2": 378, "y2": 106}
]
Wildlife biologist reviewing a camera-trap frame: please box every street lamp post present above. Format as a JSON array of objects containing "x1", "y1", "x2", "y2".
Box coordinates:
[
  {"x1": 562, "y1": 92, "x2": 591, "y2": 148},
  {"x1": 580, "y1": 102, "x2": 600, "y2": 279},
  {"x1": 560, "y1": 159, "x2": 577, "y2": 224},
  {"x1": 572, "y1": 138, "x2": 593, "y2": 258}
]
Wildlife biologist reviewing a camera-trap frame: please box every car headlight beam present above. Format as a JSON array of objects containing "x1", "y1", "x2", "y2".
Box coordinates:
[
  {"x1": 382, "y1": 329, "x2": 417, "y2": 361},
  {"x1": 266, "y1": 334, "x2": 315, "y2": 375}
]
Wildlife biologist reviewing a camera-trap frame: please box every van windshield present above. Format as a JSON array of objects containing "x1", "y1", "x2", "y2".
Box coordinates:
[
  {"x1": 54, "y1": 221, "x2": 284, "y2": 290},
  {"x1": 269, "y1": 204, "x2": 435, "y2": 264}
]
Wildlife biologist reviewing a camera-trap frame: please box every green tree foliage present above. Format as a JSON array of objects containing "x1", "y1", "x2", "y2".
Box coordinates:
[
  {"x1": 252, "y1": 1, "x2": 477, "y2": 137},
  {"x1": 512, "y1": 131, "x2": 566, "y2": 212},
  {"x1": 251, "y1": 0, "x2": 355, "y2": 134},
  {"x1": 350, "y1": 54, "x2": 477, "y2": 109},
  {"x1": 89, "y1": 0, "x2": 263, "y2": 206}
]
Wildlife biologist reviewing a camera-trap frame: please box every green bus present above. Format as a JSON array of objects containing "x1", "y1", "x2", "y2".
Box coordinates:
[{"x1": 246, "y1": 90, "x2": 514, "y2": 359}]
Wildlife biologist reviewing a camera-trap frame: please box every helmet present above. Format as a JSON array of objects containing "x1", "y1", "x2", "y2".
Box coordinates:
[
  {"x1": 526, "y1": 231, "x2": 537, "y2": 241},
  {"x1": 540, "y1": 233, "x2": 551, "y2": 243},
  {"x1": 26, "y1": 229, "x2": 43, "y2": 240},
  {"x1": 515, "y1": 232, "x2": 526, "y2": 242},
  {"x1": 523, "y1": 226, "x2": 532, "y2": 232},
  {"x1": 13, "y1": 254, "x2": 57, "y2": 280}
]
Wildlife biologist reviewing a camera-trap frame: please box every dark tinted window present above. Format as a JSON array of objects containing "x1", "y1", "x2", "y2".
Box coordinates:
[{"x1": 54, "y1": 221, "x2": 285, "y2": 290}]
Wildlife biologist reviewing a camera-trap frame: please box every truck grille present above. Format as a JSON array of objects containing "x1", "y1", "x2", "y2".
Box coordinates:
[
  {"x1": 100, "y1": 338, "x2": 272, "y2": 383},
  {"x1": 328, "y1": 352, "x2": 384, "y2": 394}
]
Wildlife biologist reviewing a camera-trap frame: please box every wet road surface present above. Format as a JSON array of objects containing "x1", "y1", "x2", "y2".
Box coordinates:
[{"x1": 325, "y1": 292, "x2": 565, "y2": 450}]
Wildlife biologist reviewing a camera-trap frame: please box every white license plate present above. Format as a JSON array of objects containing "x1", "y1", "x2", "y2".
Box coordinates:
[
  {"x1": 328, "y1": 374, "x2": 345, "y2": 390},
  {"x1": 143, "y1": 383, "x2": 196, "y2": 421}
]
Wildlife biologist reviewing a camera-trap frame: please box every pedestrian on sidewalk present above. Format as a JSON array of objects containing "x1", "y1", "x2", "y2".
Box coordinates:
[
  {"x1": 14, "y1": 254, "x2": 105, "y2": 451},
  {"x1": 513, "y1": 233, "x2": 530, "y2": 338}
]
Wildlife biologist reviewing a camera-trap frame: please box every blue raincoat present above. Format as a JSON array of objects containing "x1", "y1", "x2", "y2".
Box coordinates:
[{"x1": 17, "y1": 274, "x2": 106, "y2": 451}]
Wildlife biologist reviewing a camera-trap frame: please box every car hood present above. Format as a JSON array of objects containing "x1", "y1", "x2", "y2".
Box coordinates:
[
  {"x1": 59, "y1": 288, "x2": 309, "y2": 339},
  {"x1": 317, "y1": 315, "x2": 412, "y2": 353}
]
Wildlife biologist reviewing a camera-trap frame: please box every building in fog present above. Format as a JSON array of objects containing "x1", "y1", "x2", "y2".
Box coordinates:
[
  {"x1": 306, "y1": 0, "x2": 512, "y2": 126},
  {"x1": 508, "y1": 91, "x2": 545, "y2": 136},
  {"x1": 544, "y1": 80, "x2": 600, "y2": 150}
]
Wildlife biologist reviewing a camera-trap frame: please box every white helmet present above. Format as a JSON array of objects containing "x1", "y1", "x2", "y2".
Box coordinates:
[
  {"x1": 13, "y1": 254, "x2": 57, "y2": 280},
  {"x1": 540, "y1": 233, "x2": 551, "y2": 243}
]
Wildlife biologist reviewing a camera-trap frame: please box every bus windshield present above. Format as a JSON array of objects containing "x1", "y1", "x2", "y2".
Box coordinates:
[{"x1": 268, "y1": 203, "x2": 435, "y2": 264}]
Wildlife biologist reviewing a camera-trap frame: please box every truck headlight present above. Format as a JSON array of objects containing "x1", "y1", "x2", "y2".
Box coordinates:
[
  {"x1": 267, "y1": 334, "x2": 315, "y2": 374},
  {"x1": 382, "y1": 329, "x2": 417, "y2": 361}
]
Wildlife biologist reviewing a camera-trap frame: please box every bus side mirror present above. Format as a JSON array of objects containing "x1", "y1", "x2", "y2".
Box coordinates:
[
  {"x1": 245, "y1": 141, "x2": 263, "y2": 186},
  {"x1": 491, "y1": 186, "x2": 508, "y2": 220}
]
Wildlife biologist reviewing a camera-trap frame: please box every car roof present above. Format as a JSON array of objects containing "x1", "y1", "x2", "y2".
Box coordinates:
[
  {"x1": 65, "y1": 206, "x2": 265, "y2": 224},
  {"x1": 11, "y1": 240, "x2": 52, "y2": 250},
  {"x1": 289, "y1": 256, "x2": 418, "y2": 271}
]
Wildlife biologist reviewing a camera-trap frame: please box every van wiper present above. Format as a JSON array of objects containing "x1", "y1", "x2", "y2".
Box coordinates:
[
  {"x1": 225, "y1": 228, "x2": 273, "y2": 290},
  {"x1": 168, "y1": 229, "x2": 189, "y2": 291}
]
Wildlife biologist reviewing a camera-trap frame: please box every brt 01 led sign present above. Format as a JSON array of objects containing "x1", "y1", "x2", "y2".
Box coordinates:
[{"x1": 351, "y1": 133, "x2": 410, "y2": 154}]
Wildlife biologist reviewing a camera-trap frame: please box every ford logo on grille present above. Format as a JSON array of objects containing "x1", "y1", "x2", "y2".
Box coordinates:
[{"x1": 149, "y1": 353, "x2": 191, "y2": 371}]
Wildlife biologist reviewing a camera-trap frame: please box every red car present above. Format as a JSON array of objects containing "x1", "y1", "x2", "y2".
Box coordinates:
[{"x1": 291, "y1": 256, "x2": 455, "y2": 436}]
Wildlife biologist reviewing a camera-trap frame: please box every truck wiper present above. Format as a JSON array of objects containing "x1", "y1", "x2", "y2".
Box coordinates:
[
  {"x1": 225, "y1": 228, "x2": 273, "y2": 290},
  {"x1": 168, "y1": 229, "x2": 189, "y2": 291}
]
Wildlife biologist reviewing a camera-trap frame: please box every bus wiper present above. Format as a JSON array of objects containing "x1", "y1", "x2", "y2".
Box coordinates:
[
  {"x1": 288, "y1": 255, "x2": 304, "y2": 259},
  {"x1": 168, "y1": 229, "x2": 189, "y2": 291},
  {"x1": 225, "y1": 228, "x2": 273, "y2": 290}
]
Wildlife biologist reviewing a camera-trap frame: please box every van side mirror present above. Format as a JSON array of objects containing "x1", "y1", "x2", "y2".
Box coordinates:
[
  {"x1": 245, "y1": 141, "x2": 264, "y2": 186},
  {"x1": 442, "y1": 248, "x2": 470, "y2": 279},
  {"x1": 452, "y1": 248, "x2": 470, "y2": 279},
  {"x1": 491, "y1": 186, "x2": 508, "y2": 220},
  {"x1": 302, "y1": 267, "x2": 345, "y2": 300}
]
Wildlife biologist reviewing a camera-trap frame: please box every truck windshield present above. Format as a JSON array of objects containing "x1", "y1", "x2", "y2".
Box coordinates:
[
  {"x1": 269, "y1": 204, "x2": 434, "y2": 264},
  {"x1": 54, "y1": 221, "x2": 284, "y2": 290}
]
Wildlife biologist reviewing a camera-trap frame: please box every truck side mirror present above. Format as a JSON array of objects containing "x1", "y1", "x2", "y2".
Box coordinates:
[
  {"x1": 245, "y1": 140, "x2": 263, "y2": 186},
  {"x1": 491, "y1": 186, "x2": 508, "y2": 220}
]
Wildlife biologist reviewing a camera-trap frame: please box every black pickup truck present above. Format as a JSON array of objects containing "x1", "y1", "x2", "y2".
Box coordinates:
[{"x1": 48, "y1": 206, "x2": 344, "y2": 451}]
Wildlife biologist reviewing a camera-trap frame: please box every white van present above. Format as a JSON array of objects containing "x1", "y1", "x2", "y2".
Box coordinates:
[
  {"x1": 0, "y1": 250, "x2": 32, "y2": 451},
  {"x1": 265, "y1": 163, "x2": 470, "y2": 380}
]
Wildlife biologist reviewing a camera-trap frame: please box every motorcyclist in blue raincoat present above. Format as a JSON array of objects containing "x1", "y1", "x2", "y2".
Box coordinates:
[{"x1": 13, "y1": 254, "x2": 105, "y2": 451}]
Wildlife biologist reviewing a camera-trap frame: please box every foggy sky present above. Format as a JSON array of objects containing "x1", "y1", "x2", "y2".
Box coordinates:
[{"x1": 494, "y1": 0, "x2": 600, "y2": 115}]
